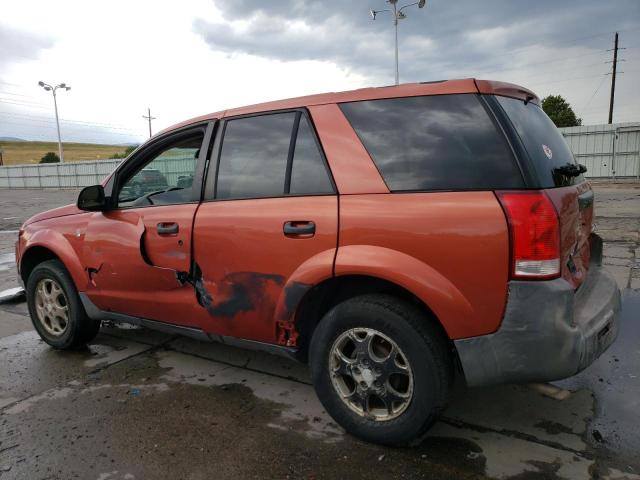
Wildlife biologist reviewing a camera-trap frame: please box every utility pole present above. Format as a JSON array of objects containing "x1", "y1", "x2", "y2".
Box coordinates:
[
  {"x1": 142, "y1": 108, "x2": 156, "y2": 138},
  {"x1": 608, "y1": 32, "x2": 619, "y2": 124},
  {"x1": 38, "y1": 81, "x2": 71, "y2": 162}
]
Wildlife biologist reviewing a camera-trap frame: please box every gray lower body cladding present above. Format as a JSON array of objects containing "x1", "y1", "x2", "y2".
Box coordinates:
[{"x1": 455, "y1": 239, "x2": 621, "y2": 387}]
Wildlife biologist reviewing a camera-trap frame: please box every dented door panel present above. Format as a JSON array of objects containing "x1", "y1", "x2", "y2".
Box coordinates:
[
  {"x1": 191, "y1": 196, "x2": 338, "y2": 344},
  {"x1": 82, "y1": 205, "x2": 202, "y2": 327}
]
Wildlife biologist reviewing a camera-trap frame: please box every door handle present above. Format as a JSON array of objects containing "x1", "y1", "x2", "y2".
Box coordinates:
[
  {"x1": 157, "y1": 222, "x2": 179, "y2": 235},
  {"x1": 283, "y1": 221, "x2": 315, "y2": 236}
]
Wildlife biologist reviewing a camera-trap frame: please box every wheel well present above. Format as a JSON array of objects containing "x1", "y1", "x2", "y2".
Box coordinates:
[
  {"x1": 293, "y1": 275, "x2": 451, "y2": 363},
  {"x1": 20, "y1": 246, "x2": 60, "y2": 284}
]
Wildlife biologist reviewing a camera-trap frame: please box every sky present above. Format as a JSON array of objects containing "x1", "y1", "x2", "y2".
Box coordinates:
[{"x1": 1, "y1": 0, "x2": 639, "y2": 145}]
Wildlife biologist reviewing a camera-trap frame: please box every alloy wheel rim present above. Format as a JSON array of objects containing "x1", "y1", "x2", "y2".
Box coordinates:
[
  {"x1": 329, "y1": 327, "x2": 414, "y2": 421},
  {"x1": 34, "y1": 278, "x2": 69, "y2": 336}
]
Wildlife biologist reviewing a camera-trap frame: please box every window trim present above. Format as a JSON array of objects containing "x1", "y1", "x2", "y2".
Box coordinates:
[
  {"x1": 338, "y1": 93, "x2": 528, "y2": 193},
  {"x1": 109, "y1": 121, "x2": 214, "y2": 210},
  {"x1": 203, "y1": 107, "x2": 336, "y2": 202}
]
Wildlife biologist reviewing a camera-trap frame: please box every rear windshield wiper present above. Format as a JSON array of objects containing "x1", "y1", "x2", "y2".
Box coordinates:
[{"x1": 553, "y1": 163, "x2": 587, "y2": 177}]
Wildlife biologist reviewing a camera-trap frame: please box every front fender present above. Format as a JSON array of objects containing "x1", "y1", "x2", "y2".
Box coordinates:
[
  {"x1": 335, "y1": 245, "x2": 476, "y2": 339},
  {"x1": 21, "y1": 228, "x2": 87, "y2": 290}
]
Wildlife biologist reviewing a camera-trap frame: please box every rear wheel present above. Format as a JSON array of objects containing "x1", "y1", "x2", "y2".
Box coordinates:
[
  {"x1": 309, "y1": 294, "x2": 452, "y2": 446},
  {"x1": 26, "y1": 259, "x2": 101, "y2": 349}
]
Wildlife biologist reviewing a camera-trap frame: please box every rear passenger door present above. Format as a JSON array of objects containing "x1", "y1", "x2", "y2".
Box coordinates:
[{"x1": 192, "y1": 110, "x2": 337, "y2": 344}]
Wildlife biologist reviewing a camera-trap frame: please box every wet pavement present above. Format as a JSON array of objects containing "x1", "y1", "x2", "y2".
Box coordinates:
[{"x1": 0, "y1": 183, "x2": 639, "y2": 480}]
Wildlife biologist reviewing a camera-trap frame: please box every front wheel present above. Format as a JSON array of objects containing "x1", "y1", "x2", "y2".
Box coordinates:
[
  {"x1": 26, "y1": 259, "x2": 101, "y2": 349},
  {"x1": 309, "y1": 294, "x2": 452, "y2": 446}
]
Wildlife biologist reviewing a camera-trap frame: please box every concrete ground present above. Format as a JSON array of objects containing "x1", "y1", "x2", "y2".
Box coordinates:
[{"x1": 0, "y1": 183, "x2": 638, "y2": 480}]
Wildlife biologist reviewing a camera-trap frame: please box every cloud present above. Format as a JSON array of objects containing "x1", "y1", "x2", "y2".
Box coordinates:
[
  {"x1": 0, "y1": 24, "x2": 53, "y2": 69},
  {"x1": 193, "y1": 0, "x2": 640, "y2": 82}
]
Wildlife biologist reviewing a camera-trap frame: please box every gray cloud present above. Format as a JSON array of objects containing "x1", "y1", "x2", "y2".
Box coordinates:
[
  {"x1": 0, "y1": 24, "x2": 54, "y2": 69},
  {"x1": 194, "y1": 0, "x2": 640, "y2": 83}
]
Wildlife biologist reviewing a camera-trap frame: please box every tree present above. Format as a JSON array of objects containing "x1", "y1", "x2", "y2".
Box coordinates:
[
  {"x1": 40, "y1": 152, "x2": 60, "y2": 163},
  {"x1": 541, "y1": 95, "x2": 582, "y2": 128},
  {"x1": 110, "y1": 145, "x2": 139, "y2": 159}
]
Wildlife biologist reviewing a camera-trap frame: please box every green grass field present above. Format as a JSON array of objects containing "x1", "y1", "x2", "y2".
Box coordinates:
[{"x1": 0, "y1": 141, "x2": 130, "y2": 165}]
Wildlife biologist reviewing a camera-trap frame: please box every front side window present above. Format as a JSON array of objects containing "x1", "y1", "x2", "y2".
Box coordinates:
[
  {"x1": 118, "y1": 133, "x2": 203, "y2": 207},
  {"x1": 215, "y1": 112, "x2": 333, "y2": 200},
  {"x1": 340, "y1": 94, "x2": 524, "y2": 191}
]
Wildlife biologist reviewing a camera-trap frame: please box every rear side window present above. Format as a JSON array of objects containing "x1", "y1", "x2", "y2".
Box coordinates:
[
  {"x1": 215, "y1": 112, "x2": 333, "y2": 200},
  {"x1": 340, "y1": 94, "x2": 523, "y2": 191},
  {"x1": 496, "y1": 96, "x2": 581, "y2": 187},
  {"x1": 290, "y1": 116, "x2": 333, "y2": 195},
  {"x1": 216, "y1": 112, "x2": 294, "y2": 199}
]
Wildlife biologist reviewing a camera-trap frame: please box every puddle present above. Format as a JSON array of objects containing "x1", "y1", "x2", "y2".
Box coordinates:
[
  {"x1": 155, "y1": 350, "x2": 344, "y2": 442},
  {"x1": 0, "y1": 253, "x2": 14, "y2": 272},
  {"x1": 83, "y1": 340, "x2": 152, "y2": 368}
]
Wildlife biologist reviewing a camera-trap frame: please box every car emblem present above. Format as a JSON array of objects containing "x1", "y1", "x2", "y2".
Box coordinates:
[{"x1": 542, "y1": 144, "x2": 553, "y2": 159}]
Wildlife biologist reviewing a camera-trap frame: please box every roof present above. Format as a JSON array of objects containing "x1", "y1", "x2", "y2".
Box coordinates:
[{"x1": 159, "y1": 78, "x2": 539, "y2": 136}]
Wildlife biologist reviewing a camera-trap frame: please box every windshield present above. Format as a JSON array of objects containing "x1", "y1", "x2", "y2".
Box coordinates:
[{"x1": 496, "y1": 96, "x2": 582, "y2": 187}]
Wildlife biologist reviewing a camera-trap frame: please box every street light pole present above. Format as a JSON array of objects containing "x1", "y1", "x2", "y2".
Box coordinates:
[
  {"x1": 392, "y1": 1, "x2": 399, "y2": 85},
  {"x1": 38, "y1": 81, "x2": 71, "y2": 162},
  {"x1": 52, "y1": 89, "x2": 63, "y2": 162},
  {"x1": 370, "y1": 0, "x2": 427, "y2": 85}
]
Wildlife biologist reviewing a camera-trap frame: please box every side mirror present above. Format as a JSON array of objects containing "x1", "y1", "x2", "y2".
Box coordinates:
[{"x1": 77, "y1": 185, "x2": 107, "y2": 211}]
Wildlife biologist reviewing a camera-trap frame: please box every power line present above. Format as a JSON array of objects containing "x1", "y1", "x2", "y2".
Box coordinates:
[
  {"x1": 0, "y1": 118, "x2": 140, "y2": 138},
  {"x1": 0, "y1": 111, "x2": 140, "y2": 132},
  {"x1": 582, "y1": 67, "x2": 611, "y2": 115}
]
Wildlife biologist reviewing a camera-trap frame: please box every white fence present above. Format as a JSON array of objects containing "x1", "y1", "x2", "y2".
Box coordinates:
[
  {"x1": 0, "y1": 152, "x2": 196, "y2": 189},
  {"x1": 559, "y1": 122, "x2": 640, "y2": 179},
  {"x1": 0, "y1": 159, "x2": 122, "y2": 189}
]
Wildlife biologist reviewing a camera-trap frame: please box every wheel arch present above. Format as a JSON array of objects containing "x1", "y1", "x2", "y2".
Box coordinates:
[
  {"x1": 20, "y1": 231, "x2": 86, "y2": 289},
  {"x1": 292, "y1": 274, "x2": 454, "y2": 363}
]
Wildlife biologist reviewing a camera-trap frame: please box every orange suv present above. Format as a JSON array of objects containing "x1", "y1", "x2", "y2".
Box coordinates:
[{"x1": 15, "y1": 79, "x2": 620, "y2": 446}]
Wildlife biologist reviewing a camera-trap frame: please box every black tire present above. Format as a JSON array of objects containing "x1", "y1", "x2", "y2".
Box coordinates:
[
  {"x1": 309, "y1": 294, "x2": 452, "y2": 446},
  {"x1": 26, "y1": 259, "x2": 101, "y2": 349}
]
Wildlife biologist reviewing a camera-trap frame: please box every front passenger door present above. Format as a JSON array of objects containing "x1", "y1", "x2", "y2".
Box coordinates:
[{"x1": 82, "y1": 123, "x2": 214, "y2": 326}]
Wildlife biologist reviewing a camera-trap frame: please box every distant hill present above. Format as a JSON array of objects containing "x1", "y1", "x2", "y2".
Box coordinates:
[
  {"x1": 0, "y1": 140, "x2": 129, "y2": 165},
  {"x1": 0, "y1": 136, "x2": 25, "y2": 142}
]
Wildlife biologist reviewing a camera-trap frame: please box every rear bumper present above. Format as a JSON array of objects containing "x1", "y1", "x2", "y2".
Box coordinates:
[{"x1": 455, "y1": 235, "x2": 621, "y2": 387}]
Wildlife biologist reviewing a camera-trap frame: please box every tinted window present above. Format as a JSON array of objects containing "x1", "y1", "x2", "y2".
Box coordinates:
[
  {"x1": 497, "y1": 96, "x2": 581, "y2": 187},
  {"x1": 290, "y1": 116, "x2": 333, "y2": 195},
  {"x1": 118, "y1": 134, "x2": 202, "y2": 207},
  {"x1": 340, "y1": 94, "x2": 523, "y2": 191},
  {"x1": 217, "y1": 113, "x2": 295, "y2": 199}
]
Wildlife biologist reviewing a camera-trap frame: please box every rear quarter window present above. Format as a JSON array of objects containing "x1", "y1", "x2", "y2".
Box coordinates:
[
  {"x1": 496, "y1": 96, "x2": 582, "y2": 188},
  {"x1": 339, "y1": 94, "x2": 524, "y2": 192}
]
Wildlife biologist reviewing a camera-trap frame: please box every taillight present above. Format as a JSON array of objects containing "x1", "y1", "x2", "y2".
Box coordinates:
[{"x1": 496, "y1": 191, "x2": 560, "y2": 280}]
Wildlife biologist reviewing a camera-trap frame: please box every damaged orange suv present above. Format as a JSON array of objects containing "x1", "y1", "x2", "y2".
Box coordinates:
[{"x1": 16, "y1": 79, "x2": 620, "y2": 446}]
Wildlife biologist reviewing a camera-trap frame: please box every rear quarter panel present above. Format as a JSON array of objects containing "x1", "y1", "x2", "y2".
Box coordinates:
[{"x1": 335, "y1": 192, "x2": 510, "y2": 339}]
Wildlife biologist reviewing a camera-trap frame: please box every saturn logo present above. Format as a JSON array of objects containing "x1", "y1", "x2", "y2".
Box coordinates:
[{"x1": 542, "y1": 144, "x2": 553, "y2": 159}]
